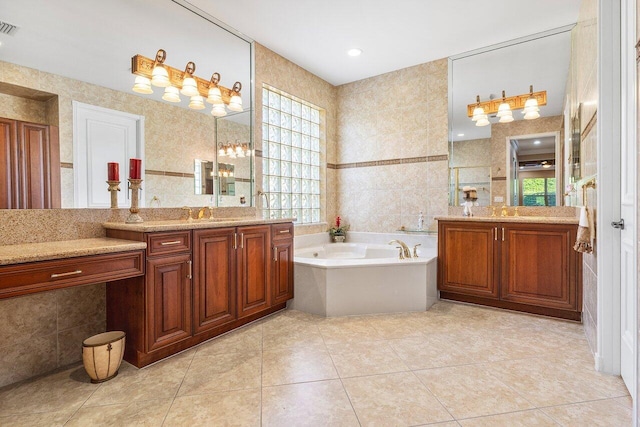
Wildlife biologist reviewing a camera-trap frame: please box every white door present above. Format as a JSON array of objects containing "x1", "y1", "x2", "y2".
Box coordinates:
[
  {"x1": 619, "y1": 0, "x2": 637, "y2": 397},
  {"x1": 73, "y1": 102, "x2": 144, "y2": 208}
]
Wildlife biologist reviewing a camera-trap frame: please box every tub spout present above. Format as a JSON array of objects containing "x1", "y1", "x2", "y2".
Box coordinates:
[{"x1": 388, "y1": 240, "x2": 411, "y2": 259}]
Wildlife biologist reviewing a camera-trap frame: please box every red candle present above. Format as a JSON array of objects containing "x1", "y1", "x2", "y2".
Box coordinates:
[
  {"x1": 129, "y1": 158, "x2": 142, "y2": 179},
  {"x1": 107, "y1": 162, "x2": 119, "y2": 181}
]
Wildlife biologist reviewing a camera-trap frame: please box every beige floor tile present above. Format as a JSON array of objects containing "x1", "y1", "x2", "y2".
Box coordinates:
[
  {"x1": 542, "y1": 398, "x2": 633, "y2": 426},
  {"x1": 0, "y1": 410, "x2": 74, "y2": 426},
  {"x1": 262, "y1": 323, "x2": 326, "y2": 350},
  {"x1": 83, "y1": 352, "x2": 194, "y2": 407},
  {"x1": 326, "y1": 341, "x2": 408, "y2": 378},
  {"x1": 164, "y1": 389, "x2": 261, "y2": 427},
  {"x1": 415, "y1": 365, "x2": 534, "y2": 419},
  {"x1": 0, "y1": 365, "x2": 96, "y2": 416},
  {"x1": 458, "y1": 409, "x2": 558, "y2": 426},
  {"x1": 194, "y1": 323, "x2": 263, "y2": 357},
  {"x1": 342, "y1": 372, "x2": 453, "y2": 426},
  {"x1": 66, "y1": 399, "x2": 173, "y2": 426},
  {"x1": 318, "y1": 318, "x2": 386, "y2": 344},
  {"x1": 262, "y1": 346, "x2": 338, "y2": 386},
  {"x1": 364, "y1": 313, "x2": 425, "y2": 339},
  {"x1": 178, "y1": 351, "x2": 261, "y2": 396},
  {"x1": 487, "y1": 357, "x2": 629, "y2": 407},
  {"x1": 262, "y1": 380, "x2": 359, "y2": 427},
  {"x1": 389, "y1": 334, "x2": 479, "y2": 370}
]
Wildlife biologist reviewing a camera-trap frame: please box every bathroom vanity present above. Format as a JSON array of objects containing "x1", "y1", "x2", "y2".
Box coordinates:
[
  {"x1": 104, "y1": 219, "x2": 294, "y2": 367},
  {"x1": 437, "y1": 216, "x2": 581, "y2": 320}
]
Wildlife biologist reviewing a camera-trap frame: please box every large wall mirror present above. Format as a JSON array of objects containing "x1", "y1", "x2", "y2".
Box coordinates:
[
  {"x1": 448, "y1": 27, "x2": 575, "y2": 208},
  {"x1": 0, "y1": 0, "x2": 253, "y2": 209}
]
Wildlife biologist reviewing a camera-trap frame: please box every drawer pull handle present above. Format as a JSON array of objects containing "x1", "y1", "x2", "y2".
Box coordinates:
[
  {"x1": 50, "y1": 270, "x2": 83, "y2": 279},
  {"x1": 186, "y1": 260, "x2": 192, "y2": 279},
  {"x1": 234, "y1": 233, "x2": 237, "y2": 250},
  {"x1": 240, "y1": 233, "x2": 244, "y2": 249},
  {"x1": 278, "y1": 229, "x2": 290, "y2": 234},
  {"x1": 273, "y1": 247, "x2": 277, "y2": 262},
  {"x1": 160, "y1": 240, "x2": 182, "y2": 246},
  {"x1": 502, "y1": 228, "x2": 505, "y2": 241}
]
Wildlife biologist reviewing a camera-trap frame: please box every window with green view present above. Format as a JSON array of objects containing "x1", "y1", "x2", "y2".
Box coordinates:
[{"x1": 522, "y1": 177, "x2": 556, "y2": 206}]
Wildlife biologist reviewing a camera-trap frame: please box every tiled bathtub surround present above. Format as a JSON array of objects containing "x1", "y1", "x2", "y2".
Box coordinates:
[
  {"x1": 0, "y1": 302, "x2": 631, "y2": 425},
  {"x1": 336, "y1": 59, "x2": 450, "y2": 233}
]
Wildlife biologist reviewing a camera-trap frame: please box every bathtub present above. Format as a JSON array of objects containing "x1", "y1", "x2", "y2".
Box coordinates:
[{"x1": 291, "y1": 232, "x2": 438, "y2": 317}]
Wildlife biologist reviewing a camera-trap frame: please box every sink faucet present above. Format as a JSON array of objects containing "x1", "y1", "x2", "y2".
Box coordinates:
[
  {"x1": 198, "y1": 206, "x2": 214, "y2": 220},
  {"x1": 181, "y1": 206, "x2": 193, "y2": 221},
  {"x1": 388, "y1": 240, "x2": 411, "y2": 259}
]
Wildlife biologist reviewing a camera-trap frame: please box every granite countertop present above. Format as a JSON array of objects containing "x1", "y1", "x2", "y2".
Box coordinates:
[
  {"x1": 0, "y1": 238, "x2": 147, "y2": 266},
  {"x1": 435, "y1": 215, "x2": 579, "y2": 224},
  {"x1": 103, "y1": 217, "x2": 295, "y2": 232}
]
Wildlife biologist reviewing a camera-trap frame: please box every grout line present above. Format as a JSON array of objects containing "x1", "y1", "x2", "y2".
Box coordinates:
[{"x1": 159, "y1": 350, "x2": 197, "y2": 426}]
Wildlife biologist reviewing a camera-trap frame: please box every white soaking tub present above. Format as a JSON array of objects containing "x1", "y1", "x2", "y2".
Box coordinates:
[{"x1": 291, "y1": 232, "x2": 438, "y2": 317}]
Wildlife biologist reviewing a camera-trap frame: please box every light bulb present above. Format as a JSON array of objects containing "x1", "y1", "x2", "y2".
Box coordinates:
[
  {"x1": 132, "y1": 76, "x2": 153, "y2": 94},
  {"x1": 189, "y1": 95, "x2": 205, "y2": 110},
  {"x1": 228, "y1": 94, "x2": 243, "y2": 112},
  {"x1": 151, "y1": 64, "x2": 170, "y2": 87},
  {"x1": 181, "y1": 76, "x2": 199, "y2": 97},
  {"x1": 207, "y1": 86, "x2": 222, "y2": 104},
  {"x1": 162, "y1": 86, "x2": 180, "y2": 103},
  {"x1": 211, "y1": 103, "x2": 227, "y2": 117}
]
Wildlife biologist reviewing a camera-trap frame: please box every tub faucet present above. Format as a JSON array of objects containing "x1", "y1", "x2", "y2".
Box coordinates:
[{"x1": 388, "y1": 240, "x2": 411, "y2": 259}]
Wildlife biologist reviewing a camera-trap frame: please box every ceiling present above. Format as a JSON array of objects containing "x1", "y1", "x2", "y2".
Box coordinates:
[
  {"x1": 186, "y1": 0, "x2": 581, "y2": 86},
  {"x1": 513, "y1": 135, "x2": 557, "y2": 156}
]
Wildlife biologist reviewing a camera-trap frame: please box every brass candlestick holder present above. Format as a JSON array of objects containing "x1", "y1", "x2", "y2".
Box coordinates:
[
  {"x1": 106, "y1": 180, "x2": 121, "y2": 209},
  {"x1": 126, "y1": 178, "x2": 144, "y2": 223}
]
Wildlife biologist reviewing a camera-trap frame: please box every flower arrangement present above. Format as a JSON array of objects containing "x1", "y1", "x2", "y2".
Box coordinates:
[{"x1": 328, "y1": 216, "x2": 349, "y2": 236}]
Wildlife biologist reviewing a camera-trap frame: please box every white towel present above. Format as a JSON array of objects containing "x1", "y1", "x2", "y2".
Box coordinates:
[{"x1": 573, "y1": 206, "x2": 594, "y2": 253}]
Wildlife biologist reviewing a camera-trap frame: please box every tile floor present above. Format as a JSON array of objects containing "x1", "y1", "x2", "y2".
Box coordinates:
[{"x1": 0, "y1": 301, "x2": 632, "y2": 426}]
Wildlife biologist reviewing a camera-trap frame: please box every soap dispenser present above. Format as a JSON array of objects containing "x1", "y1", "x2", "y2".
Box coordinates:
[{"x1": 417, "y1": 211, "x2": 424, "y2": 230}]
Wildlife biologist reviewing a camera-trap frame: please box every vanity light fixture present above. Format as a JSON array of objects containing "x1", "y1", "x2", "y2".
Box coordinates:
[
  {"x1": 522, "y1": 85, "x2": 540, "y2": 120},
  {"x1": 218, "y1": 141, "x2": 251, "y2": 159},
  {"x1": 471, "y1": 95, "x2": 490, "y2": 127},
  {"x1": 467, "y1": 85, "x2": 546, "y2": 124},
  {"x1": 496, "y1": 90, "x2": 514, "y2": 123},
  {"x1": 150, "y1": 49, "x2": 170, "y2": 87},
  {"x1": 131, "y1": 49, "x2": 244, "y2": 115}
]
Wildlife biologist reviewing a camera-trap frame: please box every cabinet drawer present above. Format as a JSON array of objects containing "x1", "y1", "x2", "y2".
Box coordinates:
[
  {"x1": 0, "y1": 251, "x2": 145, "y2": 299},
  {"x1": 271, "y1": 223, "x2": 294, "y2": 241},
  {"x1": 147, "y1": 231, "x2": 191, "y2": 256}
]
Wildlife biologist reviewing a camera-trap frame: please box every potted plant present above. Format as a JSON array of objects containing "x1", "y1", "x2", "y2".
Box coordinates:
[{"x1": 328, "y1": 216, "x2": 349, "y2": 243}]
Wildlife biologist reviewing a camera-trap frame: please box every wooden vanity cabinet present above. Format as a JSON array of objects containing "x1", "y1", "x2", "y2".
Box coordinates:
[
  {"x1": 107, "y1": 222, "x2": 293, "y2": 368},
  {"x1": 193, "y1": 227, "x2": 238, "y2": 334},
  {"x1": 0, "y1": 118, "x2": 61, "y2": 209},
  {"x1": 438, "y1": 220, "x2": 582, "y2": 320},
  {"x1": 271, "y1": 222, "x2": 294, "y2": 305}
]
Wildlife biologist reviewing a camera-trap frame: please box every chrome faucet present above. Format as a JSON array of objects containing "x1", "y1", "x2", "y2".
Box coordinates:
[
  {"x1": 256, "y1": 190, "x2": 270, "y2": 209},
  {"x1": 388, "y1": 240, "x2": 411, "y2": 259}
]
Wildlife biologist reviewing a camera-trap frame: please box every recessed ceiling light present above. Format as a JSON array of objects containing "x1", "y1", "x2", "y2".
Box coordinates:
[
  {"x1": 533, "y1": 140, "x2": 541, "y2": 145},
  {"x1": 347, "y1": 48, "x2": 362, "y2": 57},
  {"x1": 457, "y1": 133, "x2": 464, "y2": 137}
]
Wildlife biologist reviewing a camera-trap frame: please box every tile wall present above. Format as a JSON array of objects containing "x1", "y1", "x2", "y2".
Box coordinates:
[
  {"x1": 565, "y1": 0, "x2": 598, "y2": 355},
  {"x1": 335, "y1": 59, "x2": 450, "y2": 232}
]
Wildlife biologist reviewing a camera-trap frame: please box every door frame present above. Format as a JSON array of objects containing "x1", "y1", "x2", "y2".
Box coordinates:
[{"x1": 72, "y1": 101, "x2": 145, "y2": 208}]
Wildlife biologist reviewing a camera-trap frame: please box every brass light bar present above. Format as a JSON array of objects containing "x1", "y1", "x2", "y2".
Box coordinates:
[
  {"x1": 466, "y1": 90, "x2": 547, "y2": 117},
  {"x1": 131, "y1": 54, "x2": 234, "y2": 104}
]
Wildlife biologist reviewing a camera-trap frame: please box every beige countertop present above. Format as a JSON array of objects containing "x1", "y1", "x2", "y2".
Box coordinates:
[
  {"x1": 103, "y1": 217, "x2": 295, "y2": 232},
  {"x1": 435, "y1": 216, "x2": 579, "y2": 224},
  {"x1": 0, "y1": 238, "x2": 147, "y2": 266}
]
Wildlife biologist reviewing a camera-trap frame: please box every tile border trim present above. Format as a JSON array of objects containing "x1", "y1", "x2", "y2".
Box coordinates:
[{"x1": 328, "y1": 154, "x2": 448, "y2": 170}]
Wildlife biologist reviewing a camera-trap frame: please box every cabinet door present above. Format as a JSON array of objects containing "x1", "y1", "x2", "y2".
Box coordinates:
[
  {"x1": 272, "y1": 238, "x2": 294, "y2": 305},
  {"x1": 0, "y1": 118, "x2": 18, "y2": 208},
  {"x1": 237, "y1": 225, "x2": 271, "y2": 318},
  {"x1": 146, "y1": 253, "x2": 192, "y2": 352},
  {"x1": 500, "y1": 223, "x2": 578, "y2": 311},
  {"x1": 193, "y1": 228, "x2": 237, "y2": 334},
  {"x1": 438, "y1": 221, "x2": 499, "y2": 299},
  {"x1": 18, "y1": 122, "x2": 60, "y2": 209}
]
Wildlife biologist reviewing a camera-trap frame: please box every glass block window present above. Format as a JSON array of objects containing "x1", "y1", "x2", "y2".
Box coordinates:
[{"x1": 262, "y1": 87, "x2": 321, "y2": 223}]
